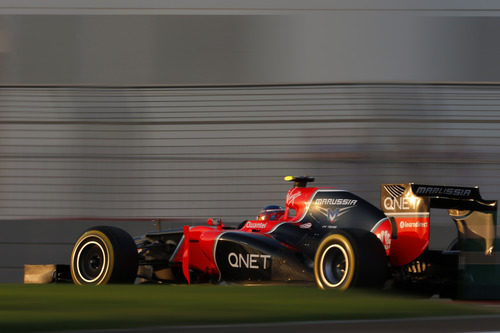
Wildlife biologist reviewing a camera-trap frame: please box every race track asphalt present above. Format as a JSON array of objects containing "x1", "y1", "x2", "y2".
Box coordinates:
[{"x1": 69, "y1": 315, "x2": 500, "y2": 333}]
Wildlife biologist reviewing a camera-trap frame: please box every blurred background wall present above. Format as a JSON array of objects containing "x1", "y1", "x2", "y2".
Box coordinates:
[{"x1": 1, "y1": 1, "x2": 500, "y2": 281}]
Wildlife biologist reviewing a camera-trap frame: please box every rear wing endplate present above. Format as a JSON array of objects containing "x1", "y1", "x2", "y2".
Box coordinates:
[{"x1": 382, "y1": 183, "x2": 497, "y2": 255}]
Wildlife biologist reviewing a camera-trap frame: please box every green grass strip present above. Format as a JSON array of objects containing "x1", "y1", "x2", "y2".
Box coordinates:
[{"x1": 0, "y1": 284, "x2": 494, "y2": 332}]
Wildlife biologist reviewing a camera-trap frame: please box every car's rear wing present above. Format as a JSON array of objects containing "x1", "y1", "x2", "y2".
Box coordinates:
[{"x1": 381, "y1": 183, "x2": 497, "y2": 255}]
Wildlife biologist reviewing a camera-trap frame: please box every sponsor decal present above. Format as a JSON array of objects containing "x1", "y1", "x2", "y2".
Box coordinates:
[
  {"x1": 377, "y1": 229, "x2": 391, "y2": 251},
  {"x1": 321, "y1": 225, "x2": 338, "y2": 229},
  {"x1": 315, "y1": 198, "x2": 358, "y2": 206},
  {"x1": 399, "y1": 221, "x2": 428, "y2": 229},
  {"x1": 228, "y1": 252, "x2": 271, "y2": 270},
  {"x1": 371, "y1": 219, "x2": 393, "y2": 255},
  {"x1": 327, "y1": 209, "x2": 339, "y2": 223},
  {"x1": 313, "y1": 197, "x2": 358, "y2": 223},
  {"x1": 316, "y1": 206, "x2": 355, "y2": 224},
  {"x1": 383, "y1": 196, "x2": 422, "y2": 211},
  {"x1": 286, "y1": 189, "x2": 302, "y2": 206},
  {"x1": 245, "y1": 222, "x2": 267, "y2": 229},
  {"x1": 299, "y1": 222, "x2": 312, "y2": 229},
  {"x1": 414, "y1": 186, "x2": 472, "y2": 197}
]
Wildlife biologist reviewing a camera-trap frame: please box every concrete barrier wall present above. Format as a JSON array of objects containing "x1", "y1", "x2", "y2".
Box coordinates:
[
  {"x1": 1, "y1": 84, "x2": 500, "y2": 281},
  {"x1": 1, "y1": 2, "x2": 500, "y2": 282},
  {"x1": 2, "y1": 11, "x2": 500, "y2": 85}
]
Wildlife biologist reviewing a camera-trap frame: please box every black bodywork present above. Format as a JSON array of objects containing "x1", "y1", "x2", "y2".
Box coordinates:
[{"x1": 38, "y1": 177, "x2": 497, "y2": 299}]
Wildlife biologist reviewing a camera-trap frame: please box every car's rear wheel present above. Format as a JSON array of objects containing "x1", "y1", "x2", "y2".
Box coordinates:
[
  {"x1": 314, "y1": 229, "x2": 387, "y2": 290},
  {"x1": 71, "y1": 226, "x2": 138, "y2": 285}
]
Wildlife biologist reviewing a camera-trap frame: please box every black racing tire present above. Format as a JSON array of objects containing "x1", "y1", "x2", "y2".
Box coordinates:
[
  {"x1": 314, "y1": 229, "x2": 388, "y2": 290},
  {"x1": 70, "y1": 226, "x2": 138, "y2": 285}
]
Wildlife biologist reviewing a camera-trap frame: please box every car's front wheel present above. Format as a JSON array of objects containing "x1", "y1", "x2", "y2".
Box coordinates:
[{"x1": 70, "y1": 226, "x2": 138, "y2": 285}]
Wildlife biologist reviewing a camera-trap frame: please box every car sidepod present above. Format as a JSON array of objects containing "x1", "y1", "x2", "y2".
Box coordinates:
[{"x1": 214, "y1": 230, "x2": 313, "y2": 283}]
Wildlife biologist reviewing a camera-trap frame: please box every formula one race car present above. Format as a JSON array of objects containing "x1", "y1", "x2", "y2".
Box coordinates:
[{"x1": 62, "y1": 177, "x2": 498, "y2": 295}]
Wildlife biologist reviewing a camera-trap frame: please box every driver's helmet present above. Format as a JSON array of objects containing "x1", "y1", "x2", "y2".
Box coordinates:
[{"x1": 257, "y1": 205, "x2": 285, "y2": 221}]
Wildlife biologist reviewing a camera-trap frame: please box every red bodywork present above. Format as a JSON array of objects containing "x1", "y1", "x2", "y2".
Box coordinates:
[
  {"x1": 387, "y1": 215, "x2": 430, "y2": 266},
  {"x1": 171, "y1": 185, "x2": 432, "y2": 283}
]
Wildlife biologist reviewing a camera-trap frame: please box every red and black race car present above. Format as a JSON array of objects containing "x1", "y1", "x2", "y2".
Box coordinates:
[{"x1": 68, "y1": 176, "x2": 497, "y2": 295}]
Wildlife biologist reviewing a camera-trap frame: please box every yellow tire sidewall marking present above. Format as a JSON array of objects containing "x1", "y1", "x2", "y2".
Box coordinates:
[
  {"x1": 314, "y1": 233, "x2": 355, "y2": 290},
  {"x1": 70, "y1": 230, "x2": 115, "y2": 285}
]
